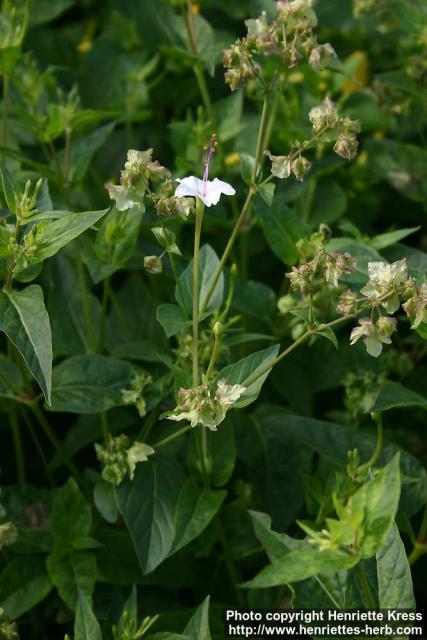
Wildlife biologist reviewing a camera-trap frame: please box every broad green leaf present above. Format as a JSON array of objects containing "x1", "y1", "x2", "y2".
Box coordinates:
[
  {"x1": 74, "y1": 595, "x2": 102, "y2": 640},
  {"x1": 95, "y1": 529, "x2": 142, "y2": 586},
  {"x1": 376, "y1": 523, "x2": 415, "y2": 609},
  {"x1": 29, "y1": 0, "x2": 76, "y2": 26},
  {"x1": 116, "y1": 455, "x2": 186, "y2": 574},
  {"x1": 372, "y1": 381, "x2": 427, "y2": 412},
  {"x1": 0, "y1": 355, "x2": 23, "y2": 401},
  {"x1": 0, "y1": 284, "x2": 52, "y2": 402},
  {"x1": 255, "y1": 192, "x2": 307, "y2": 265},
  {"x1": 0, "y1": 555, "x2": 52, "y2": 619},
  {"x1": 48, "y1": 355, "x2": 136, "y2": 413},
  {"x1": 46, "y1": 548, "x2": 96, "y2": 611},
  {"x1": 157, "y1": 303, "x2": 191, "y2": 338},
  {"x1": 314, "y1": 326, "x2": 338, "y2": 348},
  {"x1": 17, "y1": 208, "x2": 110, "y2": 270},
  {"x1": 243, "y1": 547, "x2": 357, "y2": 588},
  {"x1": 335, "y1": 454, "x2": 401, "y2": 559},
  {"x1": 292, "y1": 573, "x2": 347, "y2": 609},
  {"x1": 218, "y1": 344, "x2": 280, "y2": 408},
  {"x1": 183, "y1": 596, "x2": 211, "y2": 640},
  {"x1": 176, "y1": 245, "x2": 224, "y2": 316},
  {"x1": 95, "y1": 207, "x2": 140, "y2": 266},
  {"x1": 371, "y1": 227, "x2": 420, "y2": 250},
  {"x1": 214, "y1": 91, "x2": 244, "y2": 142},
  {"x1": 170, "y1": 479, "x2": 226, "y2": 554},
  {"x1": 94, "y1": 477, "x2": 118, "y2": 524},
  {"x1": 249, "y1": 511, "x2": 302, "y2": 563},
  {"x1": 211, "y1": 418, "x2": 236, "y2": 487},
  {"x1": 51, "y1": 478, "x2": 92, "y2": 546},
  {"x1": 311, "y1": 180, "x2": 347, "y2": 227},
  {"x1": 65, "y1": 123, "x2": 115, "y2": 182},
  {"x1": 267, "y1": 412, "x2": 427, "y2": 517}
]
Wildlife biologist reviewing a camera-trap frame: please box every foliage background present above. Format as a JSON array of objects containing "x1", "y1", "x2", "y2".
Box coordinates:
[{"x1": 1, "y1": 0, "x2": 427, "y2": 638}]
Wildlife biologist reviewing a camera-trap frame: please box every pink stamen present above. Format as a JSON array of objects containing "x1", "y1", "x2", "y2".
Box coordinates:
[{"x1": 202, "y1": 134, "x2": 217, "y2": 196}]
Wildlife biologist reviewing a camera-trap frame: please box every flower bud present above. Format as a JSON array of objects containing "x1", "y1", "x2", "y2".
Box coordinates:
[
  {"x1": 291, "y1": 156, "x2": 311, "y2": 181},
  {"x1": 264, "y1": 150, "x2": 292, "y2": 179},
  {"x1": 144, "y1": 255, "x2": 162, "y2": 274},
  {"x1": 333, "y1": 133, "x2": 359, "y2": 160},
  {"x1": 308, "y1": 43, "x2": 336, "y2": 71}
]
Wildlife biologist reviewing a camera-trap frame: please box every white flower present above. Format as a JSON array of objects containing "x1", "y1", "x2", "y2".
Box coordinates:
[
  {"x1": 167, "y1": 379, "x2": 246, "y2": 430},
  {"x1": 127, "y1": 442, "x2": 154, "y2": 480},
  {"x1": 350, "y1": 316, "x2": 397, "y2": 358},
  {"x1": 175, "y1": 176, "x2": 235, "y2": 207},
  {"x1": 361, "y1": 259, "x2": 408, "y2": 313}
]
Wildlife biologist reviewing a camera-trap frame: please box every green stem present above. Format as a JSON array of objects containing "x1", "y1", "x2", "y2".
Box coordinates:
[
  {"x1": 2, "y1": 75, "x2": 9, "y2": 159},
  {"x1": 75, "y1": 252, "x2": 96, "y2": 353},
  {"x1": 205, "y1": 321, "x2": 223, "y2": 379},
  {"x1": 200, "y1": 91, "x2": 272, "y2": 314},
  {"x1": 98, "y1": 276, "x2": 110, "y2": 353},
  {"x1": 192, "y1": 198, "x2": 204, "y2": 386},
  {"x1": 253, "y1": 95, "x2": 270, "y2": 180},
  {"x1": 137, "y1": 406, "x2": 161, "y2": 442},
  {"x1": 30, "y1": 403, "x2": 87, "y2": 495},
  {"x1": 244, "y1": 313, "x2": 356, "y2": 387},
  {"x1": 366, "y1": 412, "x2": 383, "y2": 468},
  {"x1": 153, "y1": 424, "x2": 192, "y2": 448},
  {"x1": 10, "y1": 410, "x2": 25, "y2": 485},
  {"x1": 64, "y1": 128, "x2": 72, "y2": 184},
  {"x1": 355, "y1": 562, "x2": 377, "y2": 608},
  {"x1": 200, "y1": 187, "x2": 255, "y2": 315},
  {"x1": 185, "y1": 0, "x2": 216, "y2": 127}
]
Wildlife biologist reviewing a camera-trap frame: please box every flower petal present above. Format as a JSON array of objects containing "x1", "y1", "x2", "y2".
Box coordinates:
[{"x1": 174, "y1": 176, "x2": 202, "y2": 198}]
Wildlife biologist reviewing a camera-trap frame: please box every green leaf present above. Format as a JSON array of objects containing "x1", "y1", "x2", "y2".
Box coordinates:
[
  {"x1": 176, "y1": 245, "x2": 224, "y2": 316},
  {"x1": 370, "y1": 227, "x2": 420, "y2": 250},
  {"x1": 18, "y1": 208, "x2": 110, "y2": 269},
  {"x1": 74, "y1": 595, "x2": 102, "y2": 640},
  {"x1": 94, "y1": 477, "x2": 118, "y2": 524},
  {"x1": 218, "y1": 344, "x2": 280, "y2": 408},
  {"x1": 264, "y1": 412, "x2": 427, "y2": 518},
  {"x1": 211, "y1": 419, "x2": 236, "y2": 487},
  {"x1": 51, "y1": 478, "x2": 92, "y2": 546},
  {"x1": 46, "y1": 548, "x2": 96, "y2": 611},
  {"x1": 48, "y1": 355, "x2": 136, "y2": 413},
  {"x1": 313, "y1": 326, "x2": 338, "y2": 348},
  {"x1": 116, "y1": 455, "x2": 186, "y2": 574},
  {"x1": 0, "y1": 284, "x2": 52, "y2": 402},
  {"x1": 65, "y1": 123, "x2": 115, "y2": 182},
  {"x1": 249, "y1": 511, "x2": 301, "y2": 563},
  {"x1": 0, "y1": 165, "x2": 17, "y2": 212},
  {"x1": 311, "y1": 180, "x2": 347, "y2": 227},
  {"x1": 170, "y1": 480, "x2": 226, "y2": 554},
  {"x1": 255, "y1": 192, "x2": 307, "y2": 265},
  {"x1": 338, "y1": 455, "x2": 401, "y2": 559},
  {"x1": 376, "y1": 522, "x2": 415, "y2": 609},
  {"x1": 183, "y1": 596, "x2": 211, "y2": 640},
  {"x1": 0, "y1": 555, "x2": 52, "y2": 619},
  {"x1": 157, "y1": 303, "x2": 191, "y2": 338},
  {"x1": 29, "y1": 0, "x2": 76, "y2": 26},
  {"x1": 372, "y1": 381, "x2": 427, "y2": 412},
  {"x1": 114, "y1": 587, "x2": 138, "y2": 638},
  {"x1": 243, "y1": 547, "x2": 357, "y2": 588}
]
